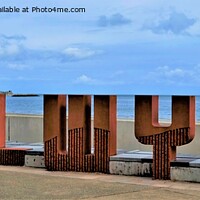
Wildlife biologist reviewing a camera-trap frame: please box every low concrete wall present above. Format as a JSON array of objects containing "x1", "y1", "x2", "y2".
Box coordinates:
[
  {"x1": 6, "y1": 114, "x2": 43, "y2": 143},
  {"x1": 171, "y1": 167, "x2": 200, "y2": 183},
  {"x1": 117, "y1": 119, "x2": 152, "y2": 152},
  {"x1": 6, "y1": 114, "x2": 200, "y2": 155},
  {"x1": 117, "y1": 119, "x2": 200, "y2": 155}
]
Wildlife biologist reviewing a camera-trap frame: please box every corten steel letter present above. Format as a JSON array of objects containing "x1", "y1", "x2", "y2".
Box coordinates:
[
  {"x1": 135, "y1": 95, "x2": 195, "y2": 179},
  {"x1": 44, "y1": 95, "x2": 67, "y2": 171},
  {"x1": 0, "y1": 94, "x2": 32, "y2": 166},
  {"x1": 94, "y1": 95, "x2": 117, "y2": 173},
  {"x1": 0, "y1": 94, "x2": 6, "y2": 148},
  {"x1": 68, "y1": 95, "x2": 91, "y2": 171}
]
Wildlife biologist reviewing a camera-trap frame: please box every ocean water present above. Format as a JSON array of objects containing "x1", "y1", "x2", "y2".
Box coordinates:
[{"x1": 6, "y1": 95, "x2": 200, "y2": 122}]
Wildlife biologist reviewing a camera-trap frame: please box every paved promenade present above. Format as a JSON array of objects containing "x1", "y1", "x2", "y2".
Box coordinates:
[{"x1": 0, "y1": 166, "x2": 200, "y2": 199}]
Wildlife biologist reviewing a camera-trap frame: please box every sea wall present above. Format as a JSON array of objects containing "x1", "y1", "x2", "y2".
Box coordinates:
[
  {"x1": 6, "y1": 114, "x2": 43, "y2": 143},
  {"x1": 6, "y1": 114, "x2": 200, "y2": 155}
]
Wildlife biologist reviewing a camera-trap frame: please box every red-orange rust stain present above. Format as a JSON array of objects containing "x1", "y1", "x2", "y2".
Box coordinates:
[
  {"x1": 94, "y1": 95, "x2": 117, "y2": 156},
  {"x1": 0, "y1": 94, "x2": 6, "y2": 148},
  {"x1": 44, "y1": 95, "x2": 67, "y2": 171},
  {"x1": 68, "y1": 95, "x2": 91, "y2": 155},
  {"x1": 135, "y1": 95, "x2": 195, "y2": 179},
  {"x1": 43, "y1": 95, "x2": 116, "y2": 174},
  {"x1": 135, "y1": 96, "x2": 195, "y2": 139},
  {"x1": 44, "y1": 95, "x2": 67, "y2": 153}
]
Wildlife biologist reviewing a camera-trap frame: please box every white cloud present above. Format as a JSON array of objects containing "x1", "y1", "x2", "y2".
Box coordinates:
[
  {"x1": 5, "y1": 44, "x2": 20, "y2": 55},
  {"x1": 143, "y1": 10, "x2": 197, "y2": 35},
  {"x1": 7, "y1": 63, "x2": 29, "y2": 70},
  {"x1": 63, "y1": 47, "x2": 100, "y2": 59},
  {"x1": 1, "y1": 34, "x2": 26, "y2": 41},
  {"x1": 74, "y1": 74, "x2": 124, "y2": 86},
  {"x1": 146, "y1": 65, "x2": 199, "y2": 85},
  {"x1": 156, "y1": 66, "x2": 188, "y2": 77},
  {"x1": 0, "y1": 34, "x2": 25, "y2": 56},
  {"x1": 187, "y1": 21, "x2": 200, "y2": 36},
  {"x1": 97, "y1": 13, "x2": 131, "y2": 27},
  {"x1": 75, "y1": 74, "x2": 95, "y2": 84},
  {"x1": 0, "y1": 43, "x2": 20, "y2": 56}
]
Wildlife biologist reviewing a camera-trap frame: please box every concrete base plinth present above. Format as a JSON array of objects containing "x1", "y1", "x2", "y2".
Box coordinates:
[
  {"x1": 25, "y1": 155, "x2": 45, "y2": 168},
  {"x1": 109, "y1": 161, "x2": 152, "y2": 176},
  {"x1": 171, "y1": 167, "x2": 200, "y2": 183}
]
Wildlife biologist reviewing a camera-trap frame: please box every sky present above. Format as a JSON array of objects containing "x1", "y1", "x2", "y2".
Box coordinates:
[{"x1": 1, "y1": 0, "x2": 200, "y2": 95}]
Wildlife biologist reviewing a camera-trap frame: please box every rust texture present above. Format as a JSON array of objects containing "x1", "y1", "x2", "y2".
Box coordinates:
[
  {"x1": 94, "y1": 128, "x2": 110, "y2": 173},
  {"x1": 84, "y1": 154, "x2": 95, "y2": 172},
  {"x1": 0, "y1": 149, "x2": 26, "y2": 166},
  {"x1": 44, "y1": 95, "x2": 67, "y2": 171},
  {"x1": 0, "y1": 94, "x2": 30, "y2": 166},
  {"x1": 68, "y1": 128, "x2": 85, "y2": 171},
  {"x1": 68, "y1": 95, "x2": 91, "y2": 172},
  {"x1": 0, "y1": 94, "x2": 6, "y2": 148},
  {"x1": 94, "y1": 95, "x2": 117, "y2": 173},
  {"x1": 94, "y1": 95, "x2": 117, "y2": 155},
  {"x1": 44, "y1": 95, "x2": 117, "y2": 173},
  {"x1": 0, "y1": 93, "x2": 196, "y2": 180},
  {"x1": 135, "y1": 95, "x2": 195, "y2": 179}
]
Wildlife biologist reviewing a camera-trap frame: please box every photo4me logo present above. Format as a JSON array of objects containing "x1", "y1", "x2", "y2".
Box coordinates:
[{"x1": 0, "y1": 6, "x2": 86, "y2": 13}]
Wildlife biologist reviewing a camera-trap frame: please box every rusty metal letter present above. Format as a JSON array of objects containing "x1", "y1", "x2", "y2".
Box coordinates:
[{"x1": 135, "y1": 95, "x2": 195, "y2": 179}]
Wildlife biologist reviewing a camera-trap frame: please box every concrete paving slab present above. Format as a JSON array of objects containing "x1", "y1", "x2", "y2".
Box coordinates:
[{"x1": 1, "y1": 166, "x2": 200, "y2": 200}]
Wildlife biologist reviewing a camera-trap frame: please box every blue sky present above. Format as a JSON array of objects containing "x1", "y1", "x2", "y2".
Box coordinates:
[{"x1": 1, "y1": 0, "x2": 200, "y2": 95}]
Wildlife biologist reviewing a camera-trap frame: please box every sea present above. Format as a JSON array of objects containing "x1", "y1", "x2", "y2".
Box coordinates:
[{"x1": 6, "y1": 95, "x2": 200, "y2": 122}]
